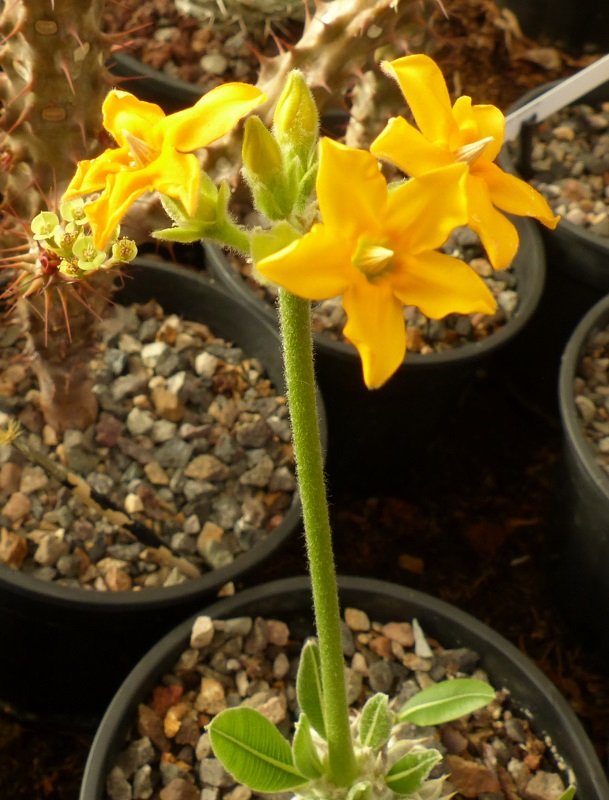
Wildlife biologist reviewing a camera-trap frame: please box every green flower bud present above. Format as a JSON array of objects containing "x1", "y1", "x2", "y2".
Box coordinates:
[
  {"x1": 273, "y1": 71, "x2": 319, "y2": 160},
  {"x1": 60, "y1": 197, "x2": 87, "y2": 226},
  {"x1": 31, "y1": 211, "x2": 59, "y2": 241},
  {"x1": 58, "y1": 258, "x2": 81, "y2": 278},
  {"x1": 242, "y1": 116, "x2": 283, "y2": 182}
]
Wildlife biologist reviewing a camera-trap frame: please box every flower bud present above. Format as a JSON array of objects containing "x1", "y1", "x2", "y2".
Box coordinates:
[
  {"x1": 273, "y1": 70, "x2": 319, "y2": 160},
  {"x1": 242, "y1": 116, "x2": 283, "y2": 183}
]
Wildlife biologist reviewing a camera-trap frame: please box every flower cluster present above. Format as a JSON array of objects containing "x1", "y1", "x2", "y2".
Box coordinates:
[
  {"x1": 30, "y1": 198, "x2": 138, "y2": 280},
  {"x1": 61, "y1": 56, "x2": 557, "y2": 389}
]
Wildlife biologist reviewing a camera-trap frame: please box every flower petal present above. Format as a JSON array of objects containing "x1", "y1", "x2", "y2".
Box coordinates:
[
  {"x1": 370, "y1": 116, "x2": 454, "y2": 176},
  {"x1": 64, "y1": 147, "x2": 132, "y2": 196},
  {"x1": 469, "y1": 104, "x2": 505, "y2": 161},
  {"x1": 316, "y1": 138, "x2": 387, "y2": 239},
  {"x1": 102, "y1": 90, "x2": 166, "y2": 148},
  {"x1": 256, "y1": 223, "x2": 352, "y2": 300},
  {"x1": 342, "y1": 279, "x2": 406, "y2": 389},
  {"x1": 163, "y1": 82, "x2": 266, "y2": 152},
  {"x1": 152, "y1": 148, "x2": 202, "y2": 217},
  {"x1": 479, "y1": 161, "x2": 559, "y2": 229},
  {"x1": 391, "y1": 250, "x2": 497, "y2": 319},
  {"x1": 466, "y1": 173, "x2": 521, "y2": 269},
  {"x1": 385, "y1": 164, "x2": 468, "y2": 253},
  {"x1": 382, "y1": 54, "x2": 457, "y2": 144}
]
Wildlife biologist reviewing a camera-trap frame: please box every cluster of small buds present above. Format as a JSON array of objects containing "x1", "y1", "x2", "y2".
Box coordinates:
[{"x1": 30, "y1": 199, "x2": 138, "y2": 280}]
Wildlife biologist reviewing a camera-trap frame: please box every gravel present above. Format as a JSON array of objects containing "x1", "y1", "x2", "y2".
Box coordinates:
[
  {"x1": 0, "y1": 300, "x2": 296, "y2": 591},
  {"x1": 105, "y1": 608, "x2": 573, "y2": 800}
]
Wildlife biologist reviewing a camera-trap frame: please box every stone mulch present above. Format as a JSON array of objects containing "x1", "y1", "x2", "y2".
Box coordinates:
[
  {"x1": 106, "y1": 609, "x2": 572, "y2": 800},
  {"x1": 0, "y1": 299, "x2": 295, "y2": 591}
]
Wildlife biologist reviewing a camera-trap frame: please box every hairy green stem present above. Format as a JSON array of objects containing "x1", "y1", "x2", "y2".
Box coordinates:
[{"x1": 277, "y1": 288, "x2": 357, "y2": 787}]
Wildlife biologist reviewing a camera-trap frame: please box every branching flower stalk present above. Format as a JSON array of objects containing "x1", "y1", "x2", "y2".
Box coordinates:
[{"x1": 62, "y1": 56, "x2": 570, "y2": 797}]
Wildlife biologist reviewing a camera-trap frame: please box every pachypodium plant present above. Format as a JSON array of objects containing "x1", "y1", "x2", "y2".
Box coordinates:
[{"x1": 62, "y1": 56, "x2": 571, "y2": 799}]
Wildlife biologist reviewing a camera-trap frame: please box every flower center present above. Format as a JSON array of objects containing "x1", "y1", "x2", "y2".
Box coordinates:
[
  {"x1": 122, "y1": 130, "x2": 157, "y2": 167},
  {"x1": 455, "y1": 135, "x2": 494, "y2": 165},
  {"x1": 352, "y1": 240, "x2": 394, "y2": 280}
]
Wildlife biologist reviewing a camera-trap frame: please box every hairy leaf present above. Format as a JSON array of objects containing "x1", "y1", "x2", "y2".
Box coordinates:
[
  {"x1": 296, "y1": 640, "x2": 326, "y2": 739},
  {"x1": 398, "y1": 678, "x2": 495, "y2": 726},
  {"x1": 292, "y1": 713, "x2": 324, "y2": 779},
  {"x1": 208, "y1": 708, "x2": 307, "y2": 792},
  {"x1": 359, "y1": 693, "x2": 392, "y2": 749},
  {"x1": 385, "y1": 749, "x2": 442, "y2": 795}
]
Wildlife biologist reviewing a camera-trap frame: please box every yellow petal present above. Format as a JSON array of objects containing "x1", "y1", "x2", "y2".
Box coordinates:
[
  {"x1": 385, "y1": 164, "x2": 468, "y2": 254},
  {"x1": 152, "y1": 148, "x2": 202, "y2": 217},
  {"x1": 64, "y1": 147, "x2": 132, "y2": 197},
  {"x1": 371, "y1": 116, "x2": 453, "y2": 176},
  {"x1": 163, "y1": 82, "x2": 266, "y2": 152},
  {"x1": 342, "y1": 279, "x2": 406, "y2": 389},
  {"x1": 102, "y1": 90, "x2": 166, "y2": 149},
  {"x1": 382, "y1": 55, "x2": 457, "y2": 144},
  {"x1": 468, "y1": 104, "x2": 505, "y2": 161},
  {"x1": 466, "y1": 173, "x2": 520, "y2": 269},
  {"x1": 391, "y1": 250, "x2": 497, "y2": 318},
  {"x1": 478, "y1": 161, "x2": 559, "y2": 229},
  {"x1": 316, "y1": 138, "x2": 387, "y2": 240},
  {"x1": 256, "y1": 223, "x2": 352, "y2": 300},
  {"x1": 85, "y1": 167, "x2": 154, "y2": 250},
  {"x1": 450, "y1": 96, "x2": 478, "y2": 148}
]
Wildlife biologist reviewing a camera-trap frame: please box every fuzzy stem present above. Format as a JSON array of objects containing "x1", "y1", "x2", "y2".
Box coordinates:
[{"x1": 277, "y1": 288, "x2": 358, "y2": 787}]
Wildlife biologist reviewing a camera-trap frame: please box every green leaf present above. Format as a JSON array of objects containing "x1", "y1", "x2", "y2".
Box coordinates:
[
  {"x1": 296, "y1": 640, "x2": 326, "y2": 739},
  {"x1": 558, "y1": 787, "x2": 576, "y2": 800},
  {"x1": 385, "y1": 749, "x2": 442, "y2": 795},
  {"x1": 250, "y1": 221, "x2": 301, "y2": 265},
  {"x1": 359, "y1": 693, "x2": 392, "y2": 750},
  {"x1": 398, "y1": 678, "x2": 495, "y2": 726},
  {"x1": 292, "y1": 713, "x2": 324, "y2": 779},
  {"x1": 208, "y1": 707, "x2": 307, "y2": 793}
]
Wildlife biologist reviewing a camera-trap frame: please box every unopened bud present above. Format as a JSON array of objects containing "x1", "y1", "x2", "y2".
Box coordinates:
[
  {"x1": 273, "y1": 70, "x2": 319, "y2": 159},
  {"x1": 242, "y1": 116, "x2": 283, "y2": 182}
]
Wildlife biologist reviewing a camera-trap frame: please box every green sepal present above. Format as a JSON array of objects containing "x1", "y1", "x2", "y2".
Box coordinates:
[
  {"x1": 292, "y1": 713, "x2": 324, "y2": 779},
  {"x1": 151, "y1": 226, "x2": 202, "y2": 244},
  {"x1": 296, "y1": 639, "x2": 326, "y2": 740},
  {"x1": 250, "y1": 221, "x2": 301, "y2": 265},
  {"x1": 208, "y1": 707, "x2": 308, "y2": 793},
  {"x1": 384, "y1": 749, "x2": 442, "y2": 795},
  {"x1": 358, "y1": 693, "x2": 393, "y2": 750},
  {"x1": 398, "y1": 678, "x2": 495, "y2": 726},
  {"x1": 558, "y1": 787, "x2": 576, "y2": 800}
]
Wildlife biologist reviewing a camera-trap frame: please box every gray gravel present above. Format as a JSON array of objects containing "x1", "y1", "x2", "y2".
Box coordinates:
[{"x1": 0, "y1": 301, "x2": 296, "y2": 591}]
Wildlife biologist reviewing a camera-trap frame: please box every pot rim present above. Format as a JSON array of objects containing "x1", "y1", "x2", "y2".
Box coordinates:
[
  {"x1": 80, "y1": 575, "x2": 609, "y2": 799},
  {"x1": 0, "y1": 262, "x2": 306, "y2": 610},
  {"x1": 559, "y1": 292, "x2": 609, "y2": 499},
  {"x1": 205, "y1": 213, "x2": 546, "y2": 370}
]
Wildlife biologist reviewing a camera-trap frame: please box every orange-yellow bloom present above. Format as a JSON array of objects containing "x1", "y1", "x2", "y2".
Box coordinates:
[
  {"x1": 371, "y1": 54, "x2": 559, "y2": 269},
  {"x1": 256, "y1": 138, "x2": 496, "y2": 389},
  {"x1": 64, "y1": 84, "x2": 266, "y2": 248}
]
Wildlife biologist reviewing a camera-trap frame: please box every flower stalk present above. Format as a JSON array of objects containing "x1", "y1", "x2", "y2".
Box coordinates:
[{"x1": 277, "y1": 289, "x2": 358, "y2": 787}]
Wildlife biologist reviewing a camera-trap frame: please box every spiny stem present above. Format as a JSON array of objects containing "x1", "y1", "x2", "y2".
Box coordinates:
[{"x1": 277, "y1": 288, "x2": 358, "y2": 787}]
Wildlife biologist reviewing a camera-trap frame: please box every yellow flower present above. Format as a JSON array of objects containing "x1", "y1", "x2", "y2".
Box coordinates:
[
  {"x1": 64, "y1": 84, "x2": 266, "y2": 248},
  {"x1": 256, "y1": 138, "x2": 496, "y2": 389},
  {"x1": 370, "y1": 54, "x2": 559, "y2": 269}
]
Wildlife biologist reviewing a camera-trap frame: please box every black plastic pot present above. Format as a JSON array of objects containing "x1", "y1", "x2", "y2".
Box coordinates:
[
  {"x1": 0, "y1": 260, "x2": 310, "y2": 722},
  {"x1": 497, "y1": 80, "x2": 609, "y2": 418},
  {"x1": 497, "y1": 0, "x2": 609, "y2": 53},
  {"x1": 558, "y1": 293, "x2": 609, "y2": 632},
  {"x1": 206, "y1": 221, "x2": 545, "y2": 491},
  {"x1": 109, "y1": 52, "x2": 202, "y2": 112},
  {"x1": 80, "y1": 575, "x2": 609, "y2": 799}
]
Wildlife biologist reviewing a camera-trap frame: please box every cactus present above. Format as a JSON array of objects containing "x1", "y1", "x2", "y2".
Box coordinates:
[{"x1": 0, "y1": 0, "x2": 113, "y2": 433}]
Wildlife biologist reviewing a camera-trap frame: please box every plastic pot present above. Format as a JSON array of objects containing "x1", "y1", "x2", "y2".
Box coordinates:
[
  {"x1": 109, "y1": 52, "x2": 202, "y2": 112},
  {"x1": 497, "y1": 79, "x2": 609, "y2": 418},
  {"x1": 206, "y1": 220, "x2": 545, "y2": 491},
  {"x1": 558, "y1": 293, "x2": 609, "y2": 632},
  {"x1": 0, "y1": 260, "x2": 312, "y2": 722},
  {"x1": 80, "y1": 575, "x2": 609, "y2": 799},
  {"x1": 496, "y1": 1, "x2": 609, "y2": 53}
]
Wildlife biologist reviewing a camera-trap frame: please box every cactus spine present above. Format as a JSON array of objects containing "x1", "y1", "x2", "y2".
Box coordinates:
[{"x1": 0, "y1": 0, "x2": 112, "y2": 433}]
